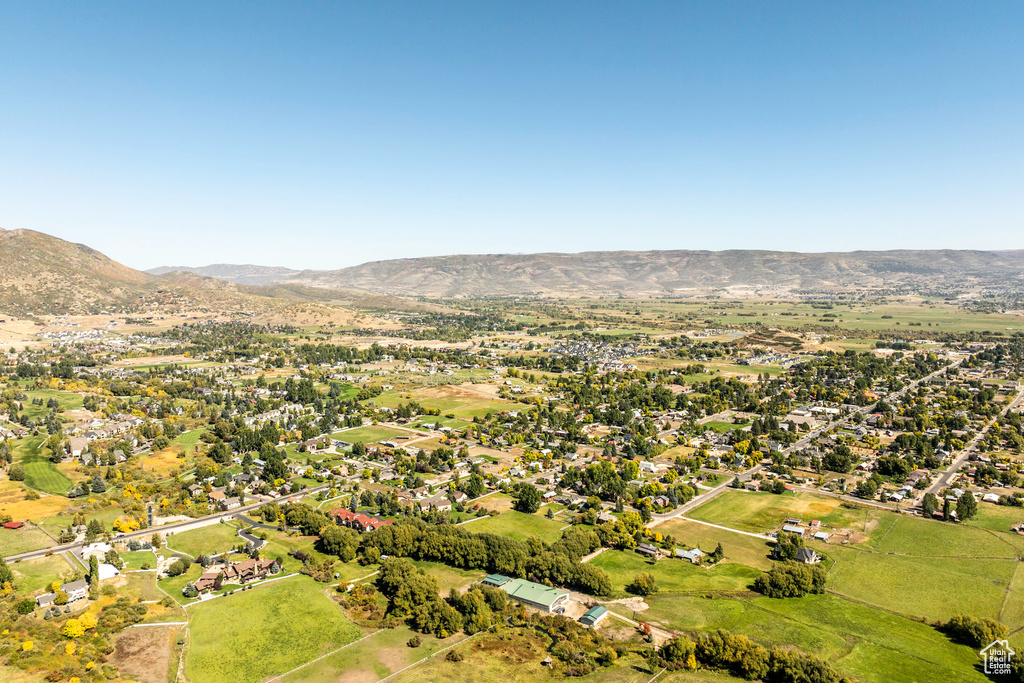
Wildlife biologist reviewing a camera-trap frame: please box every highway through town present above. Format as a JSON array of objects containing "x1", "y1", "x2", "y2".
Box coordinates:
[{"x1": 3, "y1": 484, "x2": 332, "y2": 563}]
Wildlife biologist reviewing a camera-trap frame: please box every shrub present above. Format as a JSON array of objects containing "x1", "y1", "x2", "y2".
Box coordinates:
[
  {"x1": 627, "y1": 572, "x2": 658, "y2": 597},
  {"x1": 445, "y1": 649, "x2": 464, "y2": 662},
  {"x1": 407, "y1": 635, "x2": 422, "y2": 648}
]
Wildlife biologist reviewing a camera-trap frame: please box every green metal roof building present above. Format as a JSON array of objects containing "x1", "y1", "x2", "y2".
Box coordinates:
[
  {"x1": 579, "y1": 605, "x2": 608, "y2": 627},
  {"x1": 499, "y1": 578, "x2": 570, "y2": 613},
  {"x1": 482, "y1": 574, "x2": 511, "y2": 588}
]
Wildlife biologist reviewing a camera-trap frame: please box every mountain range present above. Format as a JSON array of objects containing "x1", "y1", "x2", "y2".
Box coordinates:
[
  {"x1": 2, "y1": 227, "x2": 1023, "y2": 317},
  {"x1": 150, "y1": 249, "x2": 1024, "y2": 298}
]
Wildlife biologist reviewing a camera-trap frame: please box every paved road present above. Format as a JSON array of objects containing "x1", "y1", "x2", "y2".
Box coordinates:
[{"x1": 3, "y1": 485, "x2": 330, "y2": 563}]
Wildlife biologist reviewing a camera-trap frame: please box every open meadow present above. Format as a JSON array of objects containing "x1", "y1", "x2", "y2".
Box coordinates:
[{"x1": 185, "y1": 576, "x2": 364, "y2": 683}]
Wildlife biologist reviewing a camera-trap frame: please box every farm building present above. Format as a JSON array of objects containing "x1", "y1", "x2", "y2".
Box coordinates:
[
  {"x1": 580, "y1": 605, "x2": 608, "y2": 627},
  {"x1": 482, "y1": 574, "x2": 512, "y2": 588},
  {"x1": 499, "y1": 578, "x2": 569, "y2": 613}
]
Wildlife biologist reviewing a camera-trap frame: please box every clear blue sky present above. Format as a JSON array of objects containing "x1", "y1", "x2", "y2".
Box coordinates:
[{"x1": 1, "y1": 1, "x2": 1021, "y2": 270}]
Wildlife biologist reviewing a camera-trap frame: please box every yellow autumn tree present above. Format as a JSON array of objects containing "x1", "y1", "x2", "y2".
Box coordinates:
[
  {"x1": 22, "y1": 641, "x2": 32, "y2": 651},
  {"x1": 61, "y1": 618, "x2": 85, "y2": 639},
  {"x1": 79, "y1": 612, "x2": 97, "y2": 630},
  {"x1": 65, "y1": 642, "x2": 76, "y2": 655}
]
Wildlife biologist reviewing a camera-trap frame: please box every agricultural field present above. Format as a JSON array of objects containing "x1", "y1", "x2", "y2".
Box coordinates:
[{"x1": 185, "y1": 576, "x2": 363, "y2": 683}]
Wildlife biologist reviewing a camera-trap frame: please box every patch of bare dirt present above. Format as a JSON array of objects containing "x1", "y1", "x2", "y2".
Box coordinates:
[
  {"x1": 608, "y1": 596, "x2": 649, "y2": 612},
  {"x1": 110, "y1": 625, "x2": 179, "y2": 683}
]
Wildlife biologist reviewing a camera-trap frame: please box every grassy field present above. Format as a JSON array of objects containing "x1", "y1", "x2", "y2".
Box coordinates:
[
  {"x1": 159, "y1": 561, "x2": 204, "y2": 605},
  {"x1": 122, "y1": 571, "x2": 163, "y2": 601},
  {"x1": 185, "y1": 576, "x2": 364, "y2": 683},
  {"x1": 640, "y1": 592, "x2": 988, "y2": 683},
  {"x1": 825, "y1": 545, "x2": 1013, "y2": 623},
  {"x1": 468, "y1": 510, "x2": 567, "y2": 543},
  {"x1": 21, "y1": 389, "x2": 84, "y2": 419},
  {"x1": 9, "y1": 553, "x2": 74, "y2": 593},
  {"x1": 411, "y1": 559, "x2": 486, "y2": 593},
  {"x1": 12, "y1": 435, "x2": 73, "y2": 496},
  {"x1": 165, "y1": 521, "x2": 243, "y2": 557},
  {"x1": 37, "y1": 507, "x2": 123, "y2": 539},
  {"x1": 282, "y1": 625, "x2": 455, "y2": 682},
  {"x1": 332, "y1": 425, "x2": 416, "y2": 444},
  {"x1": 590, "y1": 549, "x2": 759, "y2": 597},
  {"x1": 0, "y1": 525, "x2": 56, "y2": 556},
  {"x1": 120, "y1": 550, "x2": 157, "y2": 570},
  {"x1": 654, "y1": 518, "x2": 774, "y2": 570},
  {"x1": 865, "y1": 514, "x2": 1022, "y2": 558},
  {"x1": 688, "y1": 490, "x2": 881, "y2": 534}
]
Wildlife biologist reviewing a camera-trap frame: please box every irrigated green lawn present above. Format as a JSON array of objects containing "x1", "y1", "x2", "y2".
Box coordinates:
[
  {"x1": 186, "y1": 576, "x2": 363, "y2": 683},
  {"x1": 21, "y1": 389, "x2": 84, "y2": 419},
  {"x1": 469, "y1": 510, "x2": 567, "y2": 543}
]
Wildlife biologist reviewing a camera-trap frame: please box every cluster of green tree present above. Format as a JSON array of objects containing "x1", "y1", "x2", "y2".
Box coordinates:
[
  {"x1": 940, "y1": 614, "x2": 1008, "y2": 648},
  {"x1": 361, "y1": 521, "x2": 611, "y2": 595},
  {"x1": 656, "y1": 630, "x2": 846, "y2": 682},
  {"x1": 753, "y1": 563, "x2": 826, "y2": 598},
  {"x1": 376, "y1": 558, "x2": 499, "y2": 637}
]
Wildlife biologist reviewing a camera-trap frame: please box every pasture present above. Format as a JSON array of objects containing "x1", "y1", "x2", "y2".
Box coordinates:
[
  {"x1": 468, "y1": 510, "x2": 566, "y2": 543},
  {"x1": 688, "y1": 490, "x2": 880, "y2": 534},
  {"x1": 641, "y1": 592, "x2": 989, "y2": 683},
  {"x1": 185, "y1": 576, "x2": 363, "y2": 683}
]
